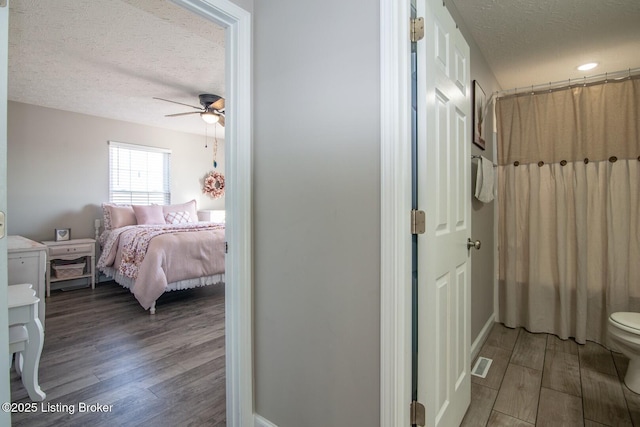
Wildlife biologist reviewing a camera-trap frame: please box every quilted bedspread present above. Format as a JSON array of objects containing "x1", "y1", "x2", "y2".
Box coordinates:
[{"x1": 98, "y1": 223, "x2": 225, "y2": 310}]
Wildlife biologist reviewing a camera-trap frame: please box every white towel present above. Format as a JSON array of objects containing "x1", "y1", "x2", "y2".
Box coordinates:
[{"x1": 474, "y1": 156, "x2": 494, "y2": 203}]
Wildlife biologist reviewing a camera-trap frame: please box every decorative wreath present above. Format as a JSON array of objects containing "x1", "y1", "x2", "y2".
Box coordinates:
[{"x1": 203, "y1": 171, "x2": 225, "y2": 199}]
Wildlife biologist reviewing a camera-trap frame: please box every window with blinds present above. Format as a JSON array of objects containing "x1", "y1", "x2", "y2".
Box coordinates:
[{"x1": 108, "y1": 141, "x2": 171, "y2": 205}]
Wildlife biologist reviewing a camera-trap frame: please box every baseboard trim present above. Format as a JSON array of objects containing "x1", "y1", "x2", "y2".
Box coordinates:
[
  {"x1": 255, "y1": 414, "x2": 278, "y2": 427},
  {"x1": 471, "y1": 314, "x2": 495, "y2": 361}
]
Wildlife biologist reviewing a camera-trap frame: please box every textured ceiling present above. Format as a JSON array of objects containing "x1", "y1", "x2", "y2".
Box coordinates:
[
  {"x1": 450, "y1": 0, "x2": 640, "y2": 91},
  {"x1": 8, "y1": 0, "x2": 225, "y2": 137},
  {"x1": 9, "y1": 1, "x2": 640, "y2": 130}
]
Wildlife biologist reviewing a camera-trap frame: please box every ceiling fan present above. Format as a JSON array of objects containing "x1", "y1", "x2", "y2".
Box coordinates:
[{"x1": 153, "y1": 93, "x2": 225, "y2": 126}]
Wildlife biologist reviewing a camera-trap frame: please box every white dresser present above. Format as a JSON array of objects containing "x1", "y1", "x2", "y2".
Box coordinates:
[
  {"x1": 197, "y1": 209, "x2": 226, "y2": 223},
  {"x1": 7, "y1": 235, "x2": 47, "y2": 328}
]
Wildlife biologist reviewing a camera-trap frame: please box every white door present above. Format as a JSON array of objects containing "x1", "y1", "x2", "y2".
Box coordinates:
[
  {"x1": 415, "y1": 0, "x2": 471, "y2": 425},
  {"x1": 0, "y1": 1, "x2": 12, "y2": 425}
]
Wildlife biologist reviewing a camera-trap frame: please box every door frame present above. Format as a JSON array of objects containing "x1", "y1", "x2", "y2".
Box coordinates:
[
  {"x1": 380, "y1": 0, "x2": 413, "y2": 425},
  {"x1": 1, "y1": 3, "x2": 11, "y2": 426},
  {"x1": 0, "y1": 1, "x2": 252, "y2": 424},
  {"x1": 168, "y1": 1, "x2": 255, "y2": 425}
]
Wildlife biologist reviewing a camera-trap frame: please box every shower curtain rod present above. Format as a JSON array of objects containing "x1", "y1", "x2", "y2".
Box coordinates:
[{"x1": 493, "y1": 67, "x2": 640, "y2": 99}]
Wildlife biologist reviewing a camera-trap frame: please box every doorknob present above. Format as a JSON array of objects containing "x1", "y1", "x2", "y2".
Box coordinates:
[{"x1": 467, "y1": 238, "x2": 481, "y2": 250}]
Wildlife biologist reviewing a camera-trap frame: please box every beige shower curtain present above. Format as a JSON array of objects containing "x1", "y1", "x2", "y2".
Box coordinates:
[{"x1": 497, "y1": 77, "x2": 640, "y2": 345}]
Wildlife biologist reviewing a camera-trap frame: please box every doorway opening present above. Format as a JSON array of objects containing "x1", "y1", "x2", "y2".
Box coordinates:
[{"x1": 5, "y1": 0, "x2": 252, "y2": 425}]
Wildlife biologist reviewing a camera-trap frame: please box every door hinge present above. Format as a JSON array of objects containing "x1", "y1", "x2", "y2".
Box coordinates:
[
  {"x1": 411, "y1": 210, "x2": 425, "y2": 235},
  {"x1": 410, "y1": 17, "x2": 424, "y2": 42},
  {"x1": 225, "y1": 242, "x2": 228, "y2": 254},
  {"x1": 410, "y1": 400, "x2": 426, "y2": 426}
]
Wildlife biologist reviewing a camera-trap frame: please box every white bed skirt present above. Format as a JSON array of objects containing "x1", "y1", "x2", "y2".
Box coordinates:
[{"x1": 100, "y1": 267, "x2": 225, "y2": 293}]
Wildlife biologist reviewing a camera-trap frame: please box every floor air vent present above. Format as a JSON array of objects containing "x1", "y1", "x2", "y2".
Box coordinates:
[{"x1": 471, "y1": 357, "x2": 493, "y2": 378}]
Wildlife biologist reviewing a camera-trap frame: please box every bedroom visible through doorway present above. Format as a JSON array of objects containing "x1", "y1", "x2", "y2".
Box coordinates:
[{"x1": 3, "y1": 2, "x2": 245, "y2": 424}]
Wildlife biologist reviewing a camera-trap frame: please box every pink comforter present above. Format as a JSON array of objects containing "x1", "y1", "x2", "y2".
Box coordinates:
[{"x1": 98, "y1": 223, "x2": 225, "y2": 310}]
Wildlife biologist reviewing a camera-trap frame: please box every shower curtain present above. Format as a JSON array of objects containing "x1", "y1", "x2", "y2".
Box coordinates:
[{"x1": 496, "y1": 77, "x2": 640, "y2": 345}]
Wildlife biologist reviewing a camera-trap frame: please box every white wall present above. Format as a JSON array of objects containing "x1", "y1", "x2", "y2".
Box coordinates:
[
  {"x1": 253, "y1": 0, "x2": 381, "y2": 425},
  {"x1": 7, "y1": 101, "x2": 225, "y2": 242}
]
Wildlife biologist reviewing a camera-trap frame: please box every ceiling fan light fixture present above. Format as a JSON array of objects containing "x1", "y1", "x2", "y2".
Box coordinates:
[
  {"x1": 201, "y1": 111, "x2": 220, "y2": 124},
  {"x1": 155, "y1": 95, "x2": 225, "y2": 127},
  {"x1": 577, "y1": 62, "x2": 598, "y2": 71}
]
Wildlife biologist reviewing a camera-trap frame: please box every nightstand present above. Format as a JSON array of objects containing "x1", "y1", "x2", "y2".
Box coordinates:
[{"x1": 42, "y1": 238, "x2": 96, "y2": 297}]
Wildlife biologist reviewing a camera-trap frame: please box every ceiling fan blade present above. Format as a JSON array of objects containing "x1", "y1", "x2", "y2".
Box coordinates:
[
  {"x1": 217, "y1": 114, "x2": 225, "y2": 127},
  {"x1": 210, "y1": 98, "x2": 225, "y2": 110},
  {"x1": 165, "y1": 111, "x2": 202, "y2": 117},
  {"x1": 153, "y1": 97, "x2": 203, "y2": 110}
]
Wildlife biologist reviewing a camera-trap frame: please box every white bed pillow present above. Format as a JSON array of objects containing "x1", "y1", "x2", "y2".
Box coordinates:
[
  {"x1": 165, "y1": 211, "x2": 192, "y2": 224},
  {"x1": 162, "y1": 200, "x2": 197, "y2": 223}
]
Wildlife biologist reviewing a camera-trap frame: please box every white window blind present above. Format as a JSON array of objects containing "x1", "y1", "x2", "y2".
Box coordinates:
[{"x1": 109, "y1": 141, "x2": 171, "y2": 205}]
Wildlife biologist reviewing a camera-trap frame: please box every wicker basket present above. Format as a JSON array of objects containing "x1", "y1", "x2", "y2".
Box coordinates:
[{"x1": 52, "y1": 262, "x2": 86, "y2": 279}]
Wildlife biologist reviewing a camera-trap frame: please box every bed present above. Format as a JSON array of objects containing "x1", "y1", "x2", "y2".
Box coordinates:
[{"x1": 96, "y1": 201, "x2": 225, "y2": 313}]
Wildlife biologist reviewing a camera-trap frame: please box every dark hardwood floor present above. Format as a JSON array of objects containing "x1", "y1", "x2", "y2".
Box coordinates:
[{"x1": 10, "y1": 281, "x2": 226, "y2": 427}]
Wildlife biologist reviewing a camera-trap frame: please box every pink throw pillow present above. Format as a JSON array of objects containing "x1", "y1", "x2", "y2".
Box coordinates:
[
  {"x1": 109, "y1": 205, "x2": 137, "y2": 228},
  {"x1": 101, "y1": 203, "x2": 115, "y2": 230},
  {"x1": 133, "y1": 205, "x2": 166, "y2": 225}
]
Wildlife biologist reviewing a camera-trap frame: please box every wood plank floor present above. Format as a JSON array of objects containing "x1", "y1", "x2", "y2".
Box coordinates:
[
  {"x1": 10, "y1": 281, "x2": 226, "y2": 427},
  {"x1": 463, "y1": 323, "x2": 640, "y2": 427}
]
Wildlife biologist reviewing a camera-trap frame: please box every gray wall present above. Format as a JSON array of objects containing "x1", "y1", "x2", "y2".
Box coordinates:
[
  {"x1": 252, "y1": 2, "x2": 500, "y2": 426},
  {"x1": 229, "y1": 0, "x2": 252, "y2": 13},
  {"x1": 253, "y1": 0, "x2": 381, "y2": 425},
  {"x1": 7, "y1": 101, "x2": 225, "y2": 242}
]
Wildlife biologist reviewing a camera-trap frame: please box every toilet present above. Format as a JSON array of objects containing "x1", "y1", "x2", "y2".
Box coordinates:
[{"x1": 608, "y1": 312, "x2": 640, "y2": 393}]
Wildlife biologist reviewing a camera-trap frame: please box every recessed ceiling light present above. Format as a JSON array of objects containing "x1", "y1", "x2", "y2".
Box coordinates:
[{"x1": 577, "y1": 62, "x2": 598, "y2": 71}]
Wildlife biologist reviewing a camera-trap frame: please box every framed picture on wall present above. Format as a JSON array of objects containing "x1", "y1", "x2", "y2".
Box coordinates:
[
  {"x1": 472, "y1": 80, "x2": 486, "y2": 150},
  {"x1": 55, "y1": 228, "x2": 71, "y2": 241}
]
